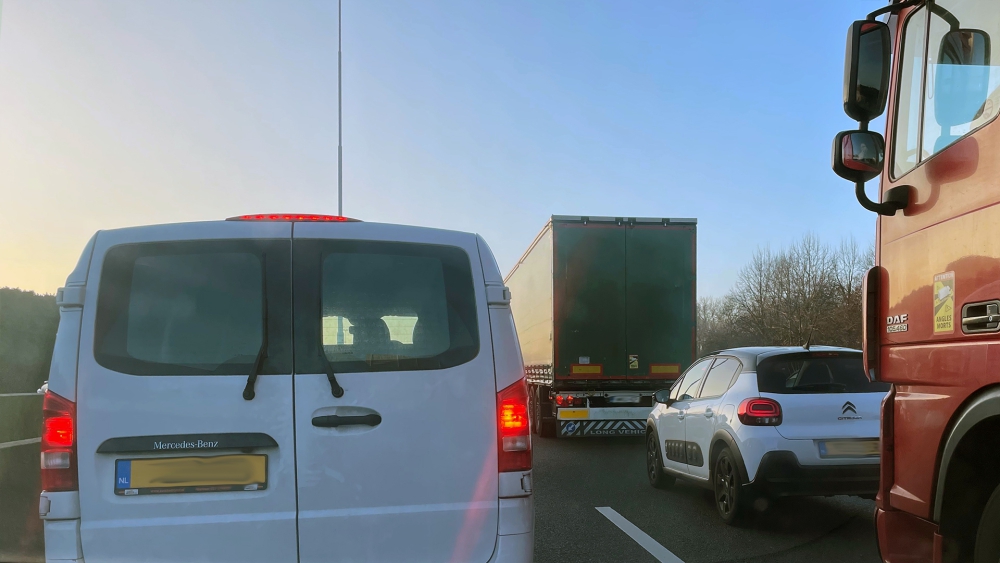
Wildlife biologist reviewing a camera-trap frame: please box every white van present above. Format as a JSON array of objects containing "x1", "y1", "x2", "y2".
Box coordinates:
[{"x1": 38, "y1": 214, "x2": 534, "y2": 563}]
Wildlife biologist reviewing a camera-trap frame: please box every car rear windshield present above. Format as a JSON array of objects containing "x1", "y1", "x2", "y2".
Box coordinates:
[
  {"x1": 293, "y1": 239, "x2": 479, "y2": 373},
  {"x1": 94, "y1": 240, "x2": 292, "y2": 375},
  {"x1": 756, "y1": 353, "x2": 890, "y2": 394}
]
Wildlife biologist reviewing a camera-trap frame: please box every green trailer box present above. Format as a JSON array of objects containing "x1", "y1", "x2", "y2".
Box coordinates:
[{"x1": 506, "y1": 215, "x2": 697, "y2": 437}]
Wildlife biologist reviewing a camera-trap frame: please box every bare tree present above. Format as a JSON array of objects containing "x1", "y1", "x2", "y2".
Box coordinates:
[{"x1": 698, "y1": 235, "x2": 873, "y2": 353}]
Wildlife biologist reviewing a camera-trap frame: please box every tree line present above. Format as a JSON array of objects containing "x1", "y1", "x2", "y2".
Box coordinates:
[
  {"x1": 0, "y1": 288, "x2": 59, "y2": 394},
  {"x1": 697, "y1": 234, "x2": 872, "y2": 355}
]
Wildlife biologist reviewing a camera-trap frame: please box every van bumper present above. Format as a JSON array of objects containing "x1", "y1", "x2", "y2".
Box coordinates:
[
  {"x1": 488, "y1": 532, "x2": 534, "y2": 563},
  {"x1": 748, "y1": 451, "x2": 880, "y2": 497}
]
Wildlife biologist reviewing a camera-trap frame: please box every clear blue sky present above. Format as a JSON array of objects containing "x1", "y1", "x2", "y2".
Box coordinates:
[{"x1": 0, "y1": 0, "x2": 883, "y2": 296}]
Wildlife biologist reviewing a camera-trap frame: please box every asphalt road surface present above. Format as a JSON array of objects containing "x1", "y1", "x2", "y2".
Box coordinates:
[{"x1": 533, "y1": 436, "x2": 881, "y2": 563}]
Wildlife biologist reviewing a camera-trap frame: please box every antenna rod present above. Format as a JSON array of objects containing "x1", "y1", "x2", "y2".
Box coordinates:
[{"x1": 337, "y1": 0, "x2": 343, "y2": 215}]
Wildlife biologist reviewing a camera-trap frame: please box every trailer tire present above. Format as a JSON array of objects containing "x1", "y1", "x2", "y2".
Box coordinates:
[{"x1": 535, "y1": 386, "x2": 557, "y2": 438}]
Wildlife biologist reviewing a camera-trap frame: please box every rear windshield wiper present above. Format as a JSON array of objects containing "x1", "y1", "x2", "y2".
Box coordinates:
[
  {"x1": 243, "y1": 256, "x2": 269, "y2": 401},
  {"x1": 319, "y1": 349, "x2": 345, "y2": 398}
]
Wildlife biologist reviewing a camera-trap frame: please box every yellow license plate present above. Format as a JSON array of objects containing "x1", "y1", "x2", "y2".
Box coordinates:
[
  {"x1": 115, "y1": 454, "x2": 267, "y2": 496},
  {"x1": 558, "y1": 408, "x2": 590, "y2": 420},
  {"x1": 819, "y1": 440, "x2": 880, "y2": 458}
]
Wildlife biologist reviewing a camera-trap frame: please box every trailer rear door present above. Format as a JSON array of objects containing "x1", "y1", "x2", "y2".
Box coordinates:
[
  {"x1": 553, "y1": 224, "x2": 627, "y2": 379},
  {"x1": 625, "y1": 225, "x2": 696, "y2": 382}
]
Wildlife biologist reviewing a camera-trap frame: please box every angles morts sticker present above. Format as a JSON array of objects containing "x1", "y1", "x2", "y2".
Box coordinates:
[{"x1": 933, "y1": 271, "x2": 955, "y2": 334}]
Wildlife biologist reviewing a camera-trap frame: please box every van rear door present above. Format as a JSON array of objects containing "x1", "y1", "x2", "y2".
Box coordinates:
[
  {"x1": 75, "y1": 222, "x2": 297, "y2": 563},
  {"x1": 291, "y1": 224, "x2": 499, "y2": 563}
]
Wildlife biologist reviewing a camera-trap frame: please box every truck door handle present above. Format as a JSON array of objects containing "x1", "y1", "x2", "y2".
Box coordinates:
[
  {"x1": 312, "y1": 414, "x2": 382, "y2": 428},
  {"x1": 704, "y1": 408, "x2": 714, "y2": 418}
]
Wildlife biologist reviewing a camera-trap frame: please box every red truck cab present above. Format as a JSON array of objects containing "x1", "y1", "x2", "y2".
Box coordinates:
[{"x1": 833, "y1": 2, "x2": 1000, "y2": 562}]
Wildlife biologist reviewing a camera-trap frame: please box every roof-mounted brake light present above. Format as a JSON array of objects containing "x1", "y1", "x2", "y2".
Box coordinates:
[{"x1": 226, "y1": 214, "x2": 360, "y2": 222}]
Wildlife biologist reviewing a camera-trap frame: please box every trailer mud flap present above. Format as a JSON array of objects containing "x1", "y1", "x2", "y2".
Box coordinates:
[{"x1": 559, "y1": 420, "x2": 645, "y2": 437}]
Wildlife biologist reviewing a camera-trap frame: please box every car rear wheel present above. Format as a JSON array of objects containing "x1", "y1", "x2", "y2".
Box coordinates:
[
  {"x1": 646, "y1": 431, "x2": 675, "y2": 489},
  {"x1": 974, "y1": 482, "x2": 1000, "y2": 563},
  {"x1": 714, "y1": 447, "x2": 747, "y2": 525}
]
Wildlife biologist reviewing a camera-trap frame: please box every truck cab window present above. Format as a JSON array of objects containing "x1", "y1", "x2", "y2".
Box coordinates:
[
  {"x1": 893, "y1": 7, "x2": 926, "y2": 178},
  {"x1": 893, "y1": 0, "x2": 1000, "y2": 178},
  {"x1": 923, "y1": 0, "x2": 1000, "y2": 158}
]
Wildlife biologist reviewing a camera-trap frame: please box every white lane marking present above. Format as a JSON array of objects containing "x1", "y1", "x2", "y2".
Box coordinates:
[
  {"x1": 596, "y1": 506, "x2": 685, "y2": 563},
  {"x1": 0, "y1": 437, "x2": 41, "y2": 450}
]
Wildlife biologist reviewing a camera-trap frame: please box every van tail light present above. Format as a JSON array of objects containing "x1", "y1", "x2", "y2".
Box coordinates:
[
  {"x1": 497, "y1": 379, "x2": 532, "y2": 473},
  {"x1": 737, "y1": 398, "x2": 783, "y2": 426},
  {"x1": 41, "y1": 391, "x2": 78, "y2": 492},
  {"x1": 877, "y1": 386, "x2": 895, "y2": 509}
]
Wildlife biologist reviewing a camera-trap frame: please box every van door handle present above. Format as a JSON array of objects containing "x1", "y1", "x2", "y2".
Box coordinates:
[
  {"x1": 677, "y1": 411, "x2": 686, "y2": 420},
  {"x1": 705, "y1": 408, "x2": 714, "y2": 418},
  {"x1": 312, "y1": 414, "x2": 382, "y2": 428}
]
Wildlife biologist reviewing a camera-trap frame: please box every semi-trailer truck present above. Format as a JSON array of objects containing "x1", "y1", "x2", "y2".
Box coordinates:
[{"x1": 506, "y1": 215, "x2": 697, "y2": 438}]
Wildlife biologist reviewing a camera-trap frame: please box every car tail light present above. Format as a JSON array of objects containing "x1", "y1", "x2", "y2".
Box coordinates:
[
  {"x1": 737, "y1": 397, "x2": 782, "y2": 426},
  {"x1": 497, "y1": 379, "x2": 531, "y2": 473},
  {"x1": 40, "y1": 391, "x2": 78, "y2": 492},
  {"x1": 226, "y1": 214, "x2": 360, "y2": 222},
  {"x1": 877, "y1": 386, "x2": 895, "y2": 509}
]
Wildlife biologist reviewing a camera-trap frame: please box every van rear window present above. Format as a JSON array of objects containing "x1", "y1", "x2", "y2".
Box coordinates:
[
  {"x1": 756, "y1": 353, "x2": 890, "y2": 394},
  {"x1": 94, "y1": 240, "x2": 292, "y2": 375},
  {"x1": 293, "y1": 240, "x2": 479, "y2": 373}
]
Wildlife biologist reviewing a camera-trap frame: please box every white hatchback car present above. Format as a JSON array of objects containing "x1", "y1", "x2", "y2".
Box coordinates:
[
  {"x1": 37, "y1": 214, "x2": 534, "y2": 563},
  {"x1": 645, "y1": 346, "x2": 888, "y2": 524}
]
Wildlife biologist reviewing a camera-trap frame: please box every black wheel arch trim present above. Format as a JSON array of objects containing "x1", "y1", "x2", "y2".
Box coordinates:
[
  {"x1": 711, "y1": 429, "x2": 750, "y2": 484},
  {"x1": 933, "y1": 385, "x2": 1000, "y2": 522}
]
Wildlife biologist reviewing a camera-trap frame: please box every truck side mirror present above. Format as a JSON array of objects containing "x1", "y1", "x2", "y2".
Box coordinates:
[
  {"x1": 935, "y1": 29, "x2": 991, "y2": 131},
  {"x1": 844, "y1": 20, "x2": 891, "y2": 122},
  {"x1": 653, "y1": 389, "x2": 672, "y2": 405},
  {"x1": 832, "y1": 130, "x2": 885, "y2": 183}
]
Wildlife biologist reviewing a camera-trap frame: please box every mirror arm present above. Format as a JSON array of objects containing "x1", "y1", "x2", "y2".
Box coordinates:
[
  {"x1": 856, "y1": 182, "x2": 911, "y2": 216},
  {"x1": 867, "y1": 0, "x2": 922, "y2": 21}
]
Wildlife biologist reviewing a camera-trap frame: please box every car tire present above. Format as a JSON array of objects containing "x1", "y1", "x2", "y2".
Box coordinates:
[
  {"x1": 646, "y1": 430, "x2": 675, "y2": 489},
  {"x1": 536, "y1": 386, "x2": 556, "y2": 438},
  {"x1": 714, "y1": 447, "x2": 748, "y2": 525},
  {"x1": 974, "y1": 482, "x2": 1000, "y2": 563}
]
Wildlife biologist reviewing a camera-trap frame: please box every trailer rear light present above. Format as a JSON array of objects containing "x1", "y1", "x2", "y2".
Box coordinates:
[
  {"x1": 737, "y1": 398, "x2": 782, "y2": 426},
  {"x1": 40, "y1": 391, "x2": 78, "y2": 492},
  {"x1": 497, "y1": 379, "x2": 532, "y2": 473},
  {"x1": 226, "y1": 214, "x2": 360, "y2": 222},
  {"x1": 554, "y1": 394, "x2": 585, "y2": 407}
]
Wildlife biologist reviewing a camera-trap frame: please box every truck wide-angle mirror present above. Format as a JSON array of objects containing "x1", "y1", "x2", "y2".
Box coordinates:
[
  {"x1": 844, "y1": 20, "x2": 891, "y2": 122},
  {"x1": 832, "y1": 129, "x2": 909, "y2": 216},
  {"x1": 832, "y1": 130, "x2": 885, "y2": 183}
]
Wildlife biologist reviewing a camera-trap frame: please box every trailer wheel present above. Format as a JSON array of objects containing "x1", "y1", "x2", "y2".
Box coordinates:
[
  {"x1": 527, "y1": 385, "x2": 539, "y2": 435},
  {"x1": 535, "y1": 386, "x2": 557, "y2": 438}
]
